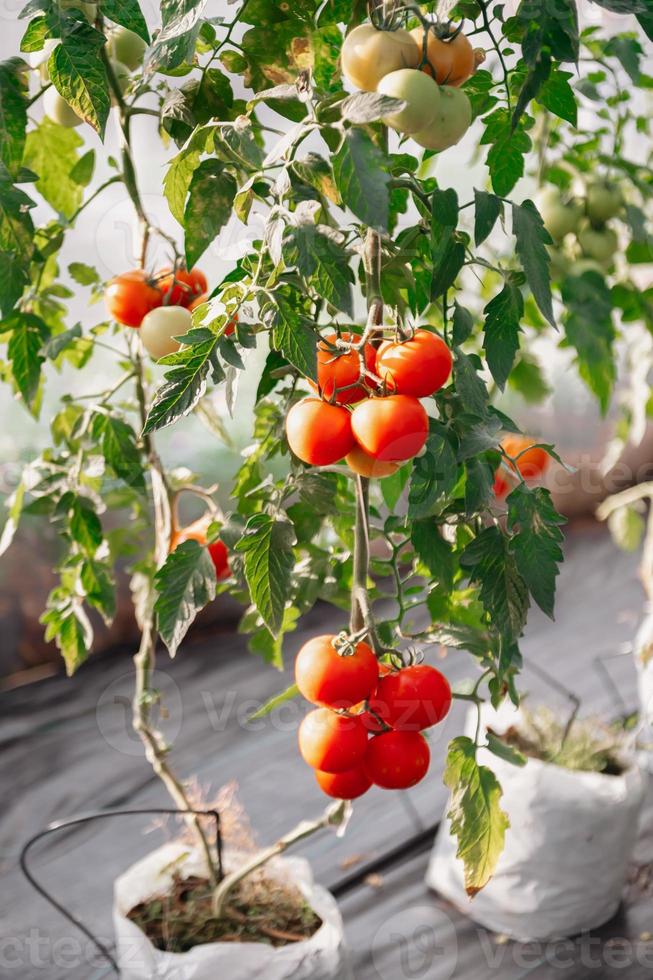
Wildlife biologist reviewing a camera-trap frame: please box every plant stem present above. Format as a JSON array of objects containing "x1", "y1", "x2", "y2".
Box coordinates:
[
  {"x1": 211, "y1": 801, "x2": 347, "y2": 919},
  {"x1": 351, "y1": 474, "x2": 371, "y2": 635}
]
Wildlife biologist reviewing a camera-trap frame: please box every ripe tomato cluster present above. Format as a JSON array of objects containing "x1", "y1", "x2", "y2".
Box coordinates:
[
  {"x1": 294, "y1": 635, "x2": 451, "y2": 800},
  {"x1": 493, "y1": 434, "x2": 550, "y2": 499},
  {"x1": 170, "y1": 514, "x2": 230, "y2": 580},
  {"x1": 341, "y1": 21, "x2": 481, "y2": 152},
  {"x1": 286, "y1": 328, "x2": 452, "y2": 477},
  {"x1": 105, "y1": 265, "x2": 236, "y2": 361}
]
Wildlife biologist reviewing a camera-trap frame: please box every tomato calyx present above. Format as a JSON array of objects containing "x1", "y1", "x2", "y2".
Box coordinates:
[{"x1": 368, "y1": 0, "x2": 405, "y2": 31}]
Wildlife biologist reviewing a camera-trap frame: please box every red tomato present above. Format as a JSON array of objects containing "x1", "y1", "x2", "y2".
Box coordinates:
[
  {"x1": 493, "y1": 471, "x2": 511, "y2": 499},
  {"x1": 501, "y1": 434, "x2": 549, "y2": 480},
  {"x1": 314, "y1": 332, "x2": 376, "y2": 405},
  {"x1": 376, "y1": 330, "x2": 452, "y2": 398},
  {"x1": 351, "y1": 395, "x2": 428, "y2": 462},
  {"x1": 170, "y1": 515, "x2": 230, "y2": 580},
  {"x1": 345, "y1": 445, "x2": 399, "y2": 479},
  {"x1": 158, "y1": 266, "x2": 207, "y2": 307},
  {"x1": 365, "y1": 730, "x2": 430, "y2": 789},
  {"x1": 315, "y1": 765, "x2": 372, "y2": 800},
  {"x1": 368, "y1": 663, "x2": 451, "y2": 731},
  {"x1": 298, "y1": 708, "x2": 368, "y2": 773},
  {"x1": 295, "y1": 634, "x2": 379, "y2": 709},
  {"x1": 105, "y1": 269, "x2": 162, "y2": 328},
  {"x1": 285, "y1": 398, "x2": 355, "y2": 466}
]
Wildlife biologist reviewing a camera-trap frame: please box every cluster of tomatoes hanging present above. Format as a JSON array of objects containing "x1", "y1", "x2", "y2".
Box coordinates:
[
  {"x1": 341, "y1": 16, "x2": 482, "y2": 151},
  {"x1": 104, "y1": 265, "x2": 232, "y2": 578},
  {"x1": 295, "y1": 635, "x2": 452, "y2": 799},
  {"x1": 286, "y1": 328, "x2": 452, "y2": 476}
]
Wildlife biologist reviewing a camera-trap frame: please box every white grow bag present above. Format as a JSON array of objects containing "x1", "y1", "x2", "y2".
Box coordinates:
[
  {"x1": 426, "y1": 705, "x2": 644, "y2": 941},
  {"x1": 114, "y1": 842, "x2": 349, "y2": 980}
]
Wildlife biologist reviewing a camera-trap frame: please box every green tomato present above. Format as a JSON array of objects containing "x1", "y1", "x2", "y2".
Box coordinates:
[
  {"x1": 536, "y1": 186, "x2": 582, "y2": 242},
  {"x1": 43, "y1": 86, "x2": 83, "y2": 127},
  {"x1": 341, "y1": 24, "x2": 419, "y2": 92},
  {"x1": 577, "y1": 222, "x2": 618, "y2": 264},
  {"x1": 140, "y1": 306, "x2": 192, "y2": 360},
  {"x1": 107, "y1": 27, "x2": 147, "y2": 72},
  {"x1": 586, "y1": 180, "x2": 622, "y2": 224},
  {"x1": 377, "y1": 68, "x2": 440, "y2": 134},
  {"x1": 411, "y1": 85, "x2": 471, "y2": 151},
  {"x1": 568, "y1": 258, "x2": 606, "y2": 278}
]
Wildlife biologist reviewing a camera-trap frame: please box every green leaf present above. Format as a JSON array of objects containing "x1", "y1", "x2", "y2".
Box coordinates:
[
  {"x1": 380, "y1": 462, "x2": 410, "y2": 511},
  {"x1": 293, "y1": 152, "x2": 340, "y2": 205},
  {"x1": 483, "y1": 280, "x2": 524, "y2": 390},
  {"x1": 411, "y1": 519, "x2": 453, "y2": 589},
  {"x1": 340, "y1": 91, "x2": 405, "y2": 124},
  {"x1": 154, "y1": 540, "x2": 216, "y2": 656},
  {"x1": 430, "y1": 187, "x2": 462, "y2": 299},
  {"x1": 68, "y1": 261, "x2": 100, "y2": 285},
  {"x1": 81, "y1": 558, "x2": 116, "y2": 624},
  {"x1": 0, "y1": 479, "x2": 24, "y2": 557},
  {"x1": 164, "y1": 125, "x2": 214, "y2": 225},
  {"x1": 248, "y1": 683, "x2": 300, "y2": 720},
  {"x1": 236, "y1": 513, "x2": 296, "y2": 637},
  {"x1": 143, "y1": 333, "x2": 222, "y2": 434},
  {"x1": 454, "y1": 350, "x2": 489, "y2": 417},
  {"x1": 23, "y1": 117, "x2": 84, "y2": 219},
  {"x1": 333, "y1": 128, "x2": 390, "y2": 230},
  {"x1": 0, "y1": 179, "x2": 35, "y2": 314},
  {"x1": 512, "y1": 200, "x2": 555, "y2": 327},
  {"x1": 70, "y1": 148, "x2": 95, "y2": 187},
  {"x1": 184, "y1": 159, "x2": 237, "y2": 267},
  {"x1": 507, "y1": 484, "x2": 565, "y2": 619},
  {"x1": 483, "y1": 110, "x2": 531, "y2": 197},
  {"x1": 48, "y1": 22, "x2": 110, "y2": 136},
  {"x1": 474, "y1": 189, "x2": 502, "y2": 247},
  {"x1": 100, "y1": 0, "x2": 150, "y2": 42},
  {"x1": 146, "y1": 0, "x2": 206, "y2": 72},
  {"x1": 460, "y1": 526, "x2": 529, "y2": 640},
  {"x1": 269, "y1": 295, "x2": 318, "y2": 382},
  {"x1": 537, "y1": 69, "x2": 577, "y2": 125},
  {"x1": 408, "y1": 424, "x2": 459, "y2": 519},
  {"x1": 6, "y1": 311, "x2": 47, "y2": 409},
  {"x1": 452, "y1": 302, "x2": 474, "y2": 346},
  {"x1": 0, "y1": 59, "x2": 28, "y2": 178},
  {"x1": 444, "y1": 736, "x2": 510, "y2": 896},
  {"x1": 562, "y1": 271, "x2": 616, "y2": 413},
  {"x1": 92, "y1": 413, "x2": 145, "y2": 491},
  {"x1": 485, "y1": 731, "x2": 527, "y2": 767},
  {"x1": 57, "y1": 610, "x2": 91, "y2": 676},
  {"x1": 283, "y1": 225, "x2": 353, "y2": 315},
  {"x1": 69, "y1": 496, "x2": 103, "y2": 555}
]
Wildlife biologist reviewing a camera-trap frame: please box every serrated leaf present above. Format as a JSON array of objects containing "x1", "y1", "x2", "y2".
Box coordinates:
[
  {"x1": 93, "y1": 413, "x2": 145, "y2": 490},
  {"x1": 283, "y1": 225, "x2": 353, "y2": 315},
  {"x1": 483, "y1": 281, "x2": 524, "y2": 390},
  {"x1": 269, "y1": 295, "x2": 318, "y2": 381},
  {"x1": 58, "y1": 610, "x2": 91, "y2": 676},
  {"x1": 484, "y1": 112, "x2": 531, "y2": 197},
  {"x1": 69, "y1": 496, "x2": 103, "y2": 555},
  {"x1": 537, "y1": 68, "x2": 577, "y2": 125},
  {"x1": 164, "y1": 125, "x2": 214, "y2": 225},
  {"x1": 460, "y1": 526, "x2": 529, "y2": 640},
  {"x1": 411, "y1": 519, "x2": 453, "y2": 589},
  {"x1": 512, "y1": 200, "x2": 555, "y2": 328},
  {"x1": 184, "y1": 159, "x2": 237, "y2": 267},
  {"x1": 146, "y1": 0, "x2": 207, "y2": 73},
  {"x1": 340, "y1": 91, "x2": 405, "y2": 123},
  {"x1": 444, "y1": 736, "x2": 509, "y2": 896},
  {"x1": 81, "y1": 558, "x2": 116, "y2": 624},
  {"x1": 143, "y1": 335, "x2": 220, "y2": 434},
  {"x1": 333, "y1": 128, "x2": 389, "y2": 230},
  {"x1": 23, "y1": 116, "x2": 84, "y2": 218},
  {"x1": 408, "y1": 424, "x2": 459, "y2": 519},
  {"x1": 6, "y1": 311, "x2": 47, "y2": 409},
  {"x1": 454, "y1": 350, "x2": 489, "y2": 417},
  {"x1": 48, "y1": 22, "x2": 110, "y2": 136},
  {"x1": 154, "y1": 540, "x2": 216, "y2": 656},
  {"x1": 101, "y1": 0, "x2": 150, "y2": 42},
  {"x1": 236, "y1": 513, "x2": 296, "y2": 637},
  {"x1": 561, "y1": 271, "x2": 616, "y2": 413},
  {"x1": 293, "y1": 153, "x2": 340, "y2": 205},
  {"x1": 474, "y1": 189, "x2": 502, "y2": 247},
  {"x1": 485, "y1": 730, "x2": 527, "y2": 767},
  {"x1": 507, "y1": 484, "x2": 565, "y2": 619},
  {"x1": 380, "y1": 462, "x2": 411, "y2": 511},
  {"x1": 70, "y1": 148, "x2": 95, "y2": 186},
  {"x1": 69, "y1": 261, "x2": 100, "y2": 285},
  {"x1": 0, "y1": 59, "x2": 28, "y2": 178}
]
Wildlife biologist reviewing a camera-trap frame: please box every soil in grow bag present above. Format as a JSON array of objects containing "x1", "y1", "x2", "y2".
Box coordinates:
[
  {"x1": 127, "y1": 869, "x2": 322, "y2": 951},
  {"x1": 494, "y1": 708, "x2": 628, "y2": 776}
]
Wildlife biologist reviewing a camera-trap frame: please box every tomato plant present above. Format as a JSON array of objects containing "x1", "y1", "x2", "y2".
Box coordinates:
[{"x1": 1, "y1": 0, "x2": 650, "y2": 906}]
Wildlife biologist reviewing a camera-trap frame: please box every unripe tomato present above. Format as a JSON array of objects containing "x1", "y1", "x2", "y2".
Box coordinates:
[
  {"x1": 314, "y1": 332, "x2": 375, "y2": 405},
  {"x1": 140, "y1": 305, "x2": 192, "y2": 360},
  {"x1": 377, "y1": 69, "x2": 440, "y2": 135},
  {"x1": 345, "y1": 445, "x2": 399, "y2": 479},
  {"x1": 351, "y1": 395, "x2": 428, "y2": 462},
  {"x1": 412, "y1": 86, "x2": 471, "y2": 151},
  {"x1": 43, "y1": 87, "x2": 83, "y2": 128},
  {"x1": 577, "y1": 223, "x2": 618, "y2": 265},
  {"x1": 105, "y1": 269, "x2": 162, "y2": 328},
  {"x1": 170, "y1": 515, "x2": 230, "y2": 580},
  {"x1": 365, "y1": 730, "x2": 430, "y2": 789},
  {"x1": 158, "y1": 266, "x2": 207, "y2": 307},
  {"x1": 285, "y1": 397, "x2": 355, "y2": 466},
  {"x1": 536, "y1": 187, "x2": 582, "y2": 242},
  {"x1": 107, "y1": 26, "x2": 147, "y2": 71},
  {"x1": 315, "y1": 765, "x2": 372, "y2": 800},
  {"x1": 376, "y1": 329, "x2": 452, "y2": 398},
  {"x1": 501, "y1": 434, "x2": 549, "y2": 480},
  {"x1": 298, "y1": 708, "x2": 368, "y2": 773},
  {"x1": 411, "y1": 27, "x2": 474, "y2": 86},
  {"x1": 341, "y1": 24, "x2": 419, "y2": 91},
  {"x1": 585, "y1": 180, "x2": 622, "y2": 224},
  {"x1": 368, "y1": 663, "x2": 451, "y2": 731},
  {"x1": 295, "y1": 634, "x2": 379, "y2": 710}
]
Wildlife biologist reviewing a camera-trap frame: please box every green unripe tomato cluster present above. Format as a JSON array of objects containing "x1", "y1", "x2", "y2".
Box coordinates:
[
  {"x1": 107, "y1": 27, "x2": 147, "y2": 71},
  {"x1": 538, "y1": 176, "x2": 623, "y2": 277}
]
